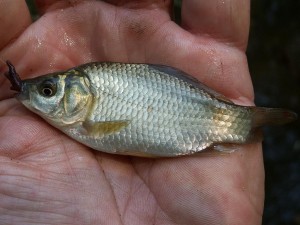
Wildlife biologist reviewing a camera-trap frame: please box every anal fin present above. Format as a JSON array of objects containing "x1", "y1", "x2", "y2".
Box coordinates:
[{"x1": 213, "y1": 143, "x2": 242, "y2": 153}]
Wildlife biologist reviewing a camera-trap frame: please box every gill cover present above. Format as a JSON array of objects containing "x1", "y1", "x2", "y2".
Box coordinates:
[{"x1": 63, "y1": 74, "x2": 92, "y2": 118}]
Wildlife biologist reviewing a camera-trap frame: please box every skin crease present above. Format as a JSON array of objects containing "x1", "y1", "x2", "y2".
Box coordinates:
[{"x1": 0, "y1": 0, "x2": 264, "y2": 224}]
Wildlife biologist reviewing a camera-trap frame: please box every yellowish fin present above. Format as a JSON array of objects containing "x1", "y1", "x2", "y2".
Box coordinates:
[{"x1": 83, "y1": 120, "x2": 129, "y2": 137}]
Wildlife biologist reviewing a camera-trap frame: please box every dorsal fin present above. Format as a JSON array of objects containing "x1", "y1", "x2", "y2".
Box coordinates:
[{"x1": 148, "y1": 64, "x2": 233, "y2": 104}]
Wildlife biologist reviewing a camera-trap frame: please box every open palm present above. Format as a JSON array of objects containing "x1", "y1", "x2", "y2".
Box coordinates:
[{"x1": 0, "y1": 1, "x2": 263, "y2": 224}]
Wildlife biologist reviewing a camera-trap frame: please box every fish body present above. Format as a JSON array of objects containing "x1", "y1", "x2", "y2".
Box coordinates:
[{"x1": 5, "y1": 62, "x2": 297, "y2": 157}]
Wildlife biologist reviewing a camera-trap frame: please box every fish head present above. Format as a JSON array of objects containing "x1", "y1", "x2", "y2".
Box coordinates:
[
  {"x1": 19, "y1": 74, "x2": 64, "y2": 118},
  {"x1": 20, "y1": 71, "x2": 93, "y2": 125},
  {"x1": 5, "y1": 61, "x2": 93, "y2": 125}
]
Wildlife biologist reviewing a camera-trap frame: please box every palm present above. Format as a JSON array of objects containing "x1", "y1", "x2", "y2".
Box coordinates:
[{"x1": 0, "y1": 1, "x2": 263, "y2": 224}]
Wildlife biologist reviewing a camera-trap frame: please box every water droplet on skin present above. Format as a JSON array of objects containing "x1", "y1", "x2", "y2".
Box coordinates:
[{"x1": 63, "y1": 33, "x2": 75, "y2": 47}]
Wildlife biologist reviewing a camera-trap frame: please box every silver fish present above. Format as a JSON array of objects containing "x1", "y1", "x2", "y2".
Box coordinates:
[{"x1": 4, "y1": 61, "x2": 297, "y2": 157}]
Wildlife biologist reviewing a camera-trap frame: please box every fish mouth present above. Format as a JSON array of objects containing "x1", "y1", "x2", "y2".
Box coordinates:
[{"x1": 15, "y1": 89, "x2": 28, "y2": 101}]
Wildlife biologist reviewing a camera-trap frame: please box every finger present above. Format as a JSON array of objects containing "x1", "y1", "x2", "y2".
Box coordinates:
[
  {"x1": 106, "y1": 0, "x2": 174, "y2": 18},
  {"x1": 181, "y1": 0, "x2": 250, "y2": 50},
  {"x1": 104, "y1": 0, "x2": 171, "y2": 10},
  {"x1": 0, "y1": 0, "x2": 31, "y2": 50},
  {"x1": 34, "y1": 0, "x2": 86, "y2": 14},
  {"x1": 35, "y1": 0, "x2": 173, "y2": 15}
]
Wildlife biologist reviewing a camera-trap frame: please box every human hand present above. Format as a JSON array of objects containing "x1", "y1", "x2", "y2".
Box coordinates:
[{"x1": 0, "y1": 0, "x2": 263, "y2": 224}]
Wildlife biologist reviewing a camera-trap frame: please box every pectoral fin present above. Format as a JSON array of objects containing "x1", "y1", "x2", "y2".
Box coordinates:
[{"x1": 83, "y1": 120, "x2": 129, "y2": 137}]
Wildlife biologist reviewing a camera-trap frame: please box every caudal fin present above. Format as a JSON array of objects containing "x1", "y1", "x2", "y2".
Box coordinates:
[{"x1": 252, "y1": 107, "x2": 297, "y2": 128}]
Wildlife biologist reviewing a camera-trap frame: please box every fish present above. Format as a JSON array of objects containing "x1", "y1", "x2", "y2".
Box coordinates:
[{"x1": 3, "y1": 61, "x2": 297, "y2": 157}]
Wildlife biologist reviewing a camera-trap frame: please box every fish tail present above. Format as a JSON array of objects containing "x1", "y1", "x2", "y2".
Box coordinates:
[{"x1": 251, "y1": 107, "x2": 297, "y2": 128}]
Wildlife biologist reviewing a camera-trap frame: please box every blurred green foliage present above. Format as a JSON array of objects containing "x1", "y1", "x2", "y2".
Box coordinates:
[{"x1": 26, "y1": 0, "x2": 38, "y2": 20}]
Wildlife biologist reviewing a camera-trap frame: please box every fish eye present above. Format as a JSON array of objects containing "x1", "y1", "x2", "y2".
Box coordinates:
[{"x1": 39, "y1": 81, "x2": 57, "y2": 97}]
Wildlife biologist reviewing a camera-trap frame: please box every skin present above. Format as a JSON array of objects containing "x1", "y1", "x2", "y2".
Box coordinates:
[{"x1": 0, "y1": 0, "x2": 264, "y2": 224}]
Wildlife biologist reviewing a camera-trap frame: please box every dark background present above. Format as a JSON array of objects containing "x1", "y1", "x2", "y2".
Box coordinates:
[
  {"x1": 248, "y1": 1, "x2": 300, "y2": 224},
  {"x1": 26, "y1": 0, "x2": 300, "y2": 224}
]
